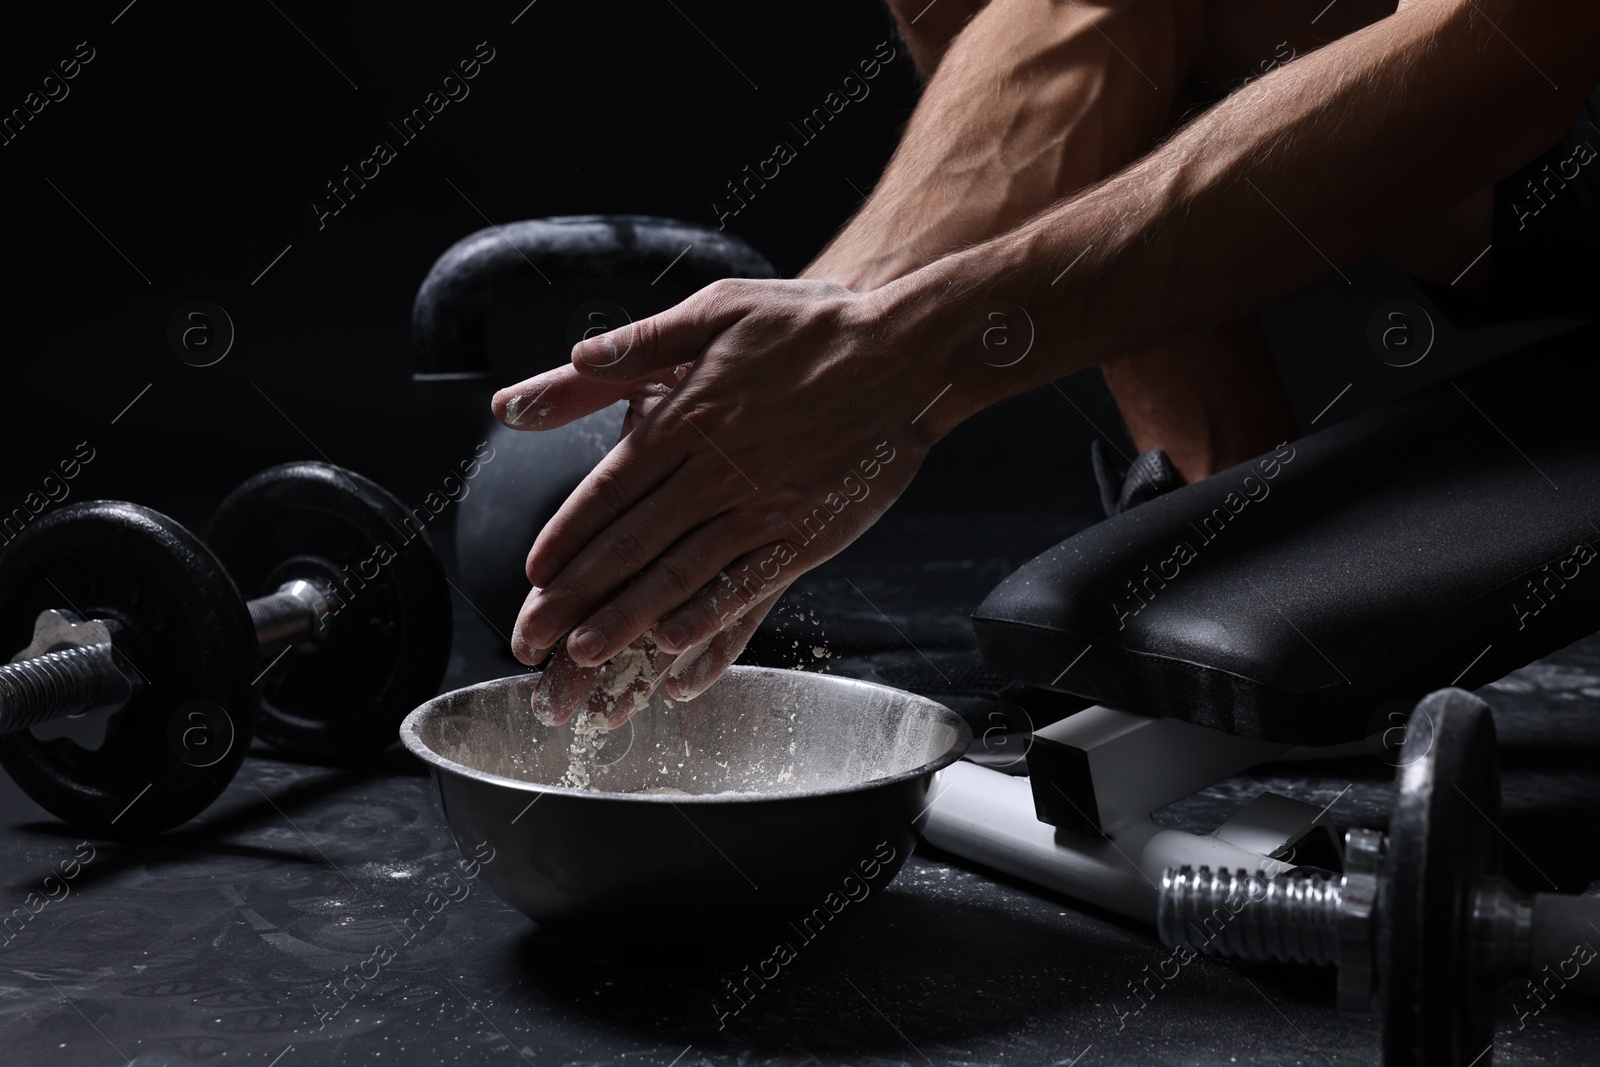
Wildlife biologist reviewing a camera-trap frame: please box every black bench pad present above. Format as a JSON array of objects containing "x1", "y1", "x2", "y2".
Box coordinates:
[{"x1": 974, "y1": 326, "x2": 1600, "y2": 746}]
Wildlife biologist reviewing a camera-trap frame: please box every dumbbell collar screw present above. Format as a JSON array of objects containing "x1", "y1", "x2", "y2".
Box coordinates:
[
  {"x1": 1336, "y1": 827, "x2": 1383, "y2": 1013},
  {"x1": 1470, "y1": 876, "x2": 1534, "y2": 989},
  {"x1": 282, "y1": 578, "x2": 332, "y2": 645},
  {"x1": 0, "y1": 609, "x2": 142, "y2": 735},
  {"x1": 15, "y1": 608, "x2": 143, "y2": 705}
]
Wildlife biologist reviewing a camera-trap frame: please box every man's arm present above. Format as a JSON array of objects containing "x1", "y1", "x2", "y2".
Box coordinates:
[
  {"x1": 891, "y1": 0, "x2": 1600, "y2": 435},
  {"x1": 807, "y1": 0, "x2": 1203, "y2": 291}
]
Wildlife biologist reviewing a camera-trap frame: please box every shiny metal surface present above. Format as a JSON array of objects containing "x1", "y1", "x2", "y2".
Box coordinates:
[
  {"x1": 249, "y1": 578, "x2": 332, "y2": 652},
  {"x1": 1469, "y1": 876, "x2": 1534, "y2": 990},
  {"x1": 401, "y1": 665, "x2": 970, "y2": 929},
  {"x1": 1157, "y1": 865, "x2": 1341, "y2": 965},
  {"x1": 2, "y1": 609, "x2": 136, "y2": 741},
  {"x1": 1336, "y1": 827, "x2": 1382, "y2": 1013}
]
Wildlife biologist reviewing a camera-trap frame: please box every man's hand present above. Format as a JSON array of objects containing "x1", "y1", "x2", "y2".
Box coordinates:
[
  {"x1": 515, "y1": 582, "x2": 791, "y2": 730},
  {"x1": 494, "y1": 278, "x2": 951, "y2": 727}
]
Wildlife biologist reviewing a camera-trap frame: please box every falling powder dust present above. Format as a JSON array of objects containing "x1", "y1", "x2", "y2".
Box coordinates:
[
  {"x1": 550, "y1": 632, "x2": 663, "y2": 790},
  {"x1": 557, "y1": 713, "x2": 607, "y2": 790},
  {"x1": 538, "y1": 624, "x2": 840, "y2": 795}
]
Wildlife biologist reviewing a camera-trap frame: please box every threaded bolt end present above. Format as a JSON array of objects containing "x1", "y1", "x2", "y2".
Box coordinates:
[
  {"x1": 1158, "y1": 866, "x2": 1343, "y2": 966},
  {"x1": 0, "y1": 645, "x2": 116, "y2": 734}
]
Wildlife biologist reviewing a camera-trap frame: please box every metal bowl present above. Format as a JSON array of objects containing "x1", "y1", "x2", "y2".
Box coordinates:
[{"x1": 401, "y1": 665, "x2": 970, "y2": 929}]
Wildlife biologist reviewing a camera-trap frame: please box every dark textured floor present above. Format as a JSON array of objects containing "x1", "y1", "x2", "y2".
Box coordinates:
[{"x1": 3, "y1": 511, "x2": 1599, "y2": 1067}]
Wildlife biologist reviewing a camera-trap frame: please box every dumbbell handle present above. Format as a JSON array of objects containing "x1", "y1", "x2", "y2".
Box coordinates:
[
  {"x1": 1528, "y1": 892, "x2": 1600, "y2": 996},
  {"x1": 0, "y1": 579, "x2": 332, "y2": 737},
  {"x1": 247, "y1": 579, "x2": 331, "y2": 655}
]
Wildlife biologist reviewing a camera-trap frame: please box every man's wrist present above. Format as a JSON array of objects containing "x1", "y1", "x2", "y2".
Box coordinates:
[
  {"x1": 866, "y1": 220, "x2": 1107, "y2": 440},
  {"x1": 863, "y1": 258, "x2": 994, "y2": 442}
]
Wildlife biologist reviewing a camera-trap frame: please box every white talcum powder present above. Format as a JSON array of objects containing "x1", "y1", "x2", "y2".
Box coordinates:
[
  {"x1": 554, "y1": 632, "x2": 659, "y2": 790},
  {"x1": 556, "y1": 712, "x2": 607, "y2": 790},
  {"x1": 589, "y1": 638, "x2": 654, "y2": 715},
  {"x1": 539, "y1": 630, "x2": 829, "y2": 796}
]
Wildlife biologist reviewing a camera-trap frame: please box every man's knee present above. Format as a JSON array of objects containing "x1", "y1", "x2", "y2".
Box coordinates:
[
  {"x1": 889, "y1": 0, "x2": 1205, "y2": 82},
  {"x1": 1015, "y1": 0, "x2": 1206, "y2": 77},
  {"x1": 1083, "y1": 0, "x2": 1207, "y2": 71},
  {"x1": 883, "y1": 0, "x2": 991, "y2": 78},
  {"x1": 1191, "y1": 0, "x2": 1394, "y2": 90}
]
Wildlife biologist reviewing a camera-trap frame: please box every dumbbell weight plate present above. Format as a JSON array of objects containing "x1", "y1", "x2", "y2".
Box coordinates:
[
  {"x1": 1378, "y1": 687, "x2": 1501, "y2": 1066},
  {"x1": 0, "y1": 502, "x2": 258, "y2": 837},
  {"x1": 206, "y1": 462, "x2": 452, "y2": 759}
]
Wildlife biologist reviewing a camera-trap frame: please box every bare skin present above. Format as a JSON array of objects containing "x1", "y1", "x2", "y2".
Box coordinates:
[
  {"x1": 500, "y1": 0, "x2": 1600, "y2": 727},
  {"x1": 810, "y1": 0, "x2": 1309, "y2": 481}
]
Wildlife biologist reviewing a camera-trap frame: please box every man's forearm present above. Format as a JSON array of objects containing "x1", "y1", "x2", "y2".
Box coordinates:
[
  {"x1": 884, "y1": 0, "x2": 1600, "y2": 434},
  {"x1": 806, "y1": 0, "x2": 1196, "y2": 292}
]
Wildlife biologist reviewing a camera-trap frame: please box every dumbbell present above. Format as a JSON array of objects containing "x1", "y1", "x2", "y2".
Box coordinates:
[
  {"x1": 0, "y1": 461, "x2": 452, "y2": 837},
  {"x1": 1156, "y1": 688, "x2": 1599, "y2": 1066}
]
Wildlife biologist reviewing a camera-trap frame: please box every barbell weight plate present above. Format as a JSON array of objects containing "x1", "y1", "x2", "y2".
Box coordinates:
[
  {"x1": 1378, "y1": 687, "x2": 1501, "y2": 1066},
  {"x1": 0, "y1": 502, "x2": 258, "y2": 837},
  {"x1": 205, "y1": 462, "x2": 452, "y2": 760}
]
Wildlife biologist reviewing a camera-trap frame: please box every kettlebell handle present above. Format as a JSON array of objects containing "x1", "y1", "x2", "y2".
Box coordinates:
[{"x1": 412, "y1": 214, "x2": 776, "y2": 386}]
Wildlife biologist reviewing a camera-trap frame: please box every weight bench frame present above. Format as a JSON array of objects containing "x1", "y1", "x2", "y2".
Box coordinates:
[{"x1": 924, "y1": 706, "x2": 1350, "y2": 921}]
